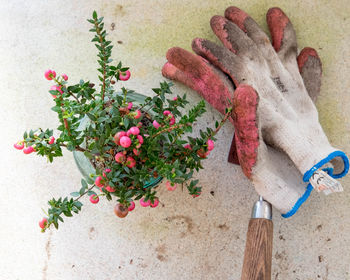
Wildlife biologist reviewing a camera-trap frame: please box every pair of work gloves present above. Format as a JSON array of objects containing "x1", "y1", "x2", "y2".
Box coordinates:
[{"x1": 162, "y1": 7, "x2": 349, "y2": 217}]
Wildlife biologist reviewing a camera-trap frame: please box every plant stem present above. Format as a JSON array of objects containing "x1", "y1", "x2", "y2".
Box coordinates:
[
  {"x1": 94, "y1": 20, "x2": 107, "y2": 105},
  {"x1": 60, "y1": 143, "x2": 86, "y2": 152},
  {"x1": 152, "y1": 123, "x2": 190, "y2": 138},
  {"x1": 211, "y1": 107, "x2": 232, "y2": 137},
  {"x1": 74, "y1": 185, "x2": 96, "y2": 201},
  {"x1": 53, "y1": 77, "x2": 80, "y2": 103}
]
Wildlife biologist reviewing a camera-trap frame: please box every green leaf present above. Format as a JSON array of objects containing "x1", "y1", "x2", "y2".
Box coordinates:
[
  {"x1": 70, "y1": 192, "x2": 80, "y2": 197},
  {"x1": 92, "y1": 11, "x2": 97, "y2": 19},
  {"x1": 86, "y1": 113, "x2": 97, "y2": 121},
  {"x1": 81, "y1": 179, "x2": 88, "y2": 189}
]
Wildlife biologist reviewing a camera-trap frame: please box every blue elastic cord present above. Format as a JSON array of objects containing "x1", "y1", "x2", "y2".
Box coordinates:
[
  {"x1": 282, "y1": 167, "x2": 334, "y2": 218},
  {"x1": 303, "y1": 150, "x2": 349, "y2": 182},
  {"x1": 282, "y1": 150, "x2": 349, "y2": 219},
  {"x1": 282, "y1": 184, "x2": 314, "y2": 218}
]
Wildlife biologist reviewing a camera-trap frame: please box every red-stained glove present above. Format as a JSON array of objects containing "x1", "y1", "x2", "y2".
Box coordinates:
[{"x1": 162, "y1": 7, "x2": 349, "y2": 216}]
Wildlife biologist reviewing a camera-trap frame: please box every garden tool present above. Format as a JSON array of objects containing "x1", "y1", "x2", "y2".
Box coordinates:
[
  {"x1": 241, "y1": 196, "x2": 272, "y2": 280},
  {"x1": 162, "y1": 6, "x2": 349, "y2": 217}
]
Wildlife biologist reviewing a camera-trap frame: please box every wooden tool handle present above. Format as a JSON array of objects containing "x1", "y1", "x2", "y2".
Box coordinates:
[{"x1": 241, "y1": 218, "x2": 273, "y2": 280}]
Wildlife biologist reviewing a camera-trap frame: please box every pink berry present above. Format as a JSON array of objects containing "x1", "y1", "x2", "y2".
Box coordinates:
[
  {"x1": 48, "y1": 136, "x2": 55, "y2": 145},
  {"x1": 173, "y1": 96, "x2": 178, "y2": 101},
  {"x1": 133, "y1": 149, "x2": 140, "y2": 156},
  {"x1": 119, "y1": 70, "x2": 131, "y2": 81},
  {"x1": 126, "y1": 156, "x2": 136, "y2": 168},
  {"x1": 207, "y1": 139, "x2": 214, "y2": 151},
  {"x1": 184, "y1": 144, "x2": 192, "y2": 150},
  {"x1": 50, "y1": 85, "x2": 63, "y2": 98},
  {"x1": 127, "y1": 102, "x2": 133, "y2": 110},
  {"x1": 89, "y1": 194, "x2": 99, "y2": 204},
  {"x1": 105, "y1": 186, "x2": 116, "y2": 192},
  {"x1": 140, "y1": 197, "x2": 150, "y2": 207},
  {"x1": 163, "y1": 110, "x2": 171, "y2": 116},
  {"x1": 137, "y1": 135, "x2": 144, "y2": 144},
  {"x1": 95, "y1": 176, "x2": 104, "y2": 187},
  {"x1": 103, "y1": 168, "x2": 111, "y2": 177},
  {"x1": 150, "y1": 199, "x2": 159, "y2": 208},
  {"x1": 192, "y1": 192, "x2": 201, "y2": 198},
  {"x1": 197, "y1": 149, "x2": 209, "y2": 158},
  {"x1": 44, "y1": 69, "x2": 56, "y2": 80},
  {"x1": 39, "y1": 217, "x2": 48, "y2": 229},
  {"x1": 120, "y1": 136, "x2": 132, "y2": 148},
  {"x1": 128, "y1": 126, "x2": 140, "y2": 136},
  {"x1": 23, "y1": 146, "x2": 34, "y2": 154},
  {"x1": 115, "y1": 152, "x2": 126, "y2": 163},
  {"x1": 62, "y1": 74, "x2": 68, "y2": 81},
  {"x1": 166, "y1": 181, "x2": 177, "y2": 191},
  {"x1": 153, "y1": 120, "x2": 160, "y2": 129},
  {"x1": 169, "y1": 117, "x2": 176, "y2": 125},
  {"x1": 134, "y1": 110, "x2": 141, "y2": 119},
  {"x1": 14, "y1": 142, "x2": 24, "y2": 150},
  {"x1": 114, "y1": 131, "x2": 127, "y2": 145},
  {"x1": 128, "y1": 201, "x2": 136, "y2": 211},
  {"x1": 136, "y1": 143, "x2": 141, "y2": 149}
]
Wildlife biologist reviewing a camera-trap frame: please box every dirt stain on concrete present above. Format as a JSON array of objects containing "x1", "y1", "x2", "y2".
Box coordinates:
[
  {"x1": 155, "y1": 243, "x2": 168, "y2": 262},
  {"x1": 165, "y1": 215, "x2": 194, "y2": 237},
  {"x1": 218, "y1": 223, "x2": 229, "y2": 231},
  {"x1": 42, "y1": 230, "x2": 53, "y2": 280},
  {"x1": 88, "y1": 226, "x2": 97, "y2": 240}
]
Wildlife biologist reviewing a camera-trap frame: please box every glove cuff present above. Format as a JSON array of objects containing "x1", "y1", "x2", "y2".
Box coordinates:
[
  {"x1": 281, "y1": 183, "x2": 313, "y2": 218},
  {"x1": 303, "y1": 150, "x2": 349, "y2": 182}
]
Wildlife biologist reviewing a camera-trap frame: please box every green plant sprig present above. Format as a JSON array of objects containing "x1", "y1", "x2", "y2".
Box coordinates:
[{"x1": 15, "y1": 11, "x2": 232, "y2": 232}]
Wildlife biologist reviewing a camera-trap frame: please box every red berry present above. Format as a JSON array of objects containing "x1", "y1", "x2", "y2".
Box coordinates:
[
  {"x1": 48, "y1": 136, "x2": 55, "y2": 145},
  {"x1": 150, "y1": 199, "x2": 159, "y2": 208},
  {"x1": 115, "y1": 152, "x2": 126, "y2": 163},
  {"x1": 133, "y1": 149, "x2": 140, "y2": 156},
  {"x1": 207, "y1": 139, "x2": 214, "y2": 151},
  {"x1": 44, "y1": 69, "x2": 56, "y2": 80},
  {"x1": 89, "y1": 194, "x2": 99, "y2": 204},
  {"x1": 166, "y1": 181, "x2": 177, "y2": 191},
  {"x1": 39, "y1": 217, "x2": 48, "y2": 229},
  {"x1": 140, "y1": 197, "x2": 150, "y2": 207},
  {"x1": 103, "y1": 168, "x2": 111, "y2": 177},
  {"x1": 120, "y1": 136, "x2": 131, "y2": 148},
  {"x1": 137, "y1": 135, "x2": 144, "y2": 144},
  {"x1": 126, "y1": 156, "x2": 136, "y2": 168},
  {"x1": 114, "y1": 203, "x2": 129, "y2": 218},
  {"x1": 119, "y1": 70, "x2": 131, "y2": 81},
  {"x1": 134, "y1": 110, "x2": 142, "y2": 119},
  {"x1": 105, "y1": 186, "x2": 116, "y2": 192},
  {"x1": 113, "y1": 131, "x2": 127, "y2": 145},
  {"x1": 197, "y1": 148, "x2": 209, "y2": 158},
  {"x1": 184, "y1": 144, "x2": 192, "y2": 150},
  {"x1": 23, "y1": 146, "x2": 34, "y2": 154},
  {"x1": 128, "y1": 201, "x2": 135, "y2": 211},
  {"x1": 95, "y1": 176, "x2": 104, "y2": 187},
  {"x1": 14, "y1": 142, "x2": 24, "y2": 150}
]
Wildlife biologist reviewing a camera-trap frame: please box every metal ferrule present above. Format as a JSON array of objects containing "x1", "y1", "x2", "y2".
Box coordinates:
[{"x1": 251, "y1": 196, "x2": 272, "y2": 220}]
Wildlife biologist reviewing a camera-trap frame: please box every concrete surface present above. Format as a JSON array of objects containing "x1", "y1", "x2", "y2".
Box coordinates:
[{"x1": 1, "y1": 0, "x2": 350, "y2": 279}]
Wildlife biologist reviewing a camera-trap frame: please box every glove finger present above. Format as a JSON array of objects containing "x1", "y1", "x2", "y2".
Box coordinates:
[
  {"x1": 297, "y1": 47, "x2": 322, "y2": 103},
  {"x1": 162, "y1": 59, "x2": 234, "y2": 117},
  {"x1": 232, "y1": 84, "x2": 260, "y2": 178},
  {"x1": 210, "y1": 15, "x2": 257, "y2": 59},
  {"x1": 191, "y1": 38, "x2": 243, "y2": 86},
  {"x1": 266, "y1": 7, "x2": 297, "y2": 61},
  {"x1": 225, "y1": 6, "x2": 276, "y2": 58}
]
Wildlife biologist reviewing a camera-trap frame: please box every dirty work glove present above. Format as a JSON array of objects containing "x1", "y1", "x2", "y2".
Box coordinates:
[{"x1": 162, "y1": 7, "x2": 349, "y2": 216}]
